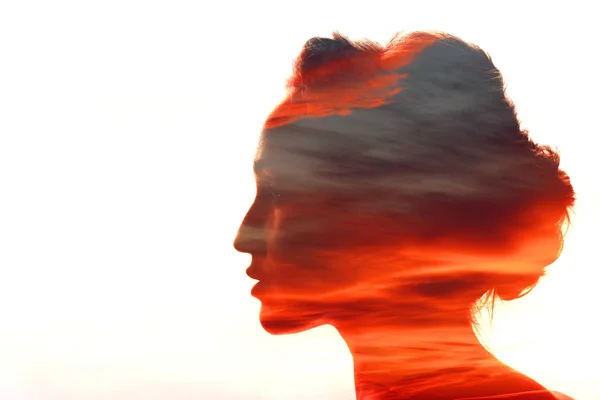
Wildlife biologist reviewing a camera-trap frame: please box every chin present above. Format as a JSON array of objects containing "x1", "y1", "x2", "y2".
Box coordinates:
[{"x1": 259, "y1": 305, "x2": 325, "y2": 335}]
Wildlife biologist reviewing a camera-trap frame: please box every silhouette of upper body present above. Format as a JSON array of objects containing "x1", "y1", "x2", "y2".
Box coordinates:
[{"x1": 234, "y1": 31, "x2": 575, "y2": 400}]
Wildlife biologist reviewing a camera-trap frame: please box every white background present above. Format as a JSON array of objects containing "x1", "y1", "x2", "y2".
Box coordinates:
[{"x1": 1, "y1": 1, "x2": 599, "y2": 399}]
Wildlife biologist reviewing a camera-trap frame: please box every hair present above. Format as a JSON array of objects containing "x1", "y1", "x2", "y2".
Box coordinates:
[{"x1": 261, "y1": 31, "x2": 575, "y2": 303}]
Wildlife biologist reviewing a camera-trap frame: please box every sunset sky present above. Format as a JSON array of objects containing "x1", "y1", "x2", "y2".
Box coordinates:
[{"x1": 0, "y1": 1, "x2": 598, "y2": 399}]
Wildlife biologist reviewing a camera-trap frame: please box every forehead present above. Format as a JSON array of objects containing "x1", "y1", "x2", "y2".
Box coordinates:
[
  {"x1": 253, "y1": 121, "x2": 318, "y2": 177},
  {"x1": 252, "y1": 118, "x2": 355, "y2": 192},
  {"x1": 255, "y1": 107, "x2": 399, "y2": 179},
  {"x1": 255, "y1": 107, "x2": 387, "y2": 160}
]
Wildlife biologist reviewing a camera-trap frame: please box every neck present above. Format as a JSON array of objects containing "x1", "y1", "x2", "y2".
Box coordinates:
[{"x1": 332, "y1": 303, "x2": 552, "y2": 400}]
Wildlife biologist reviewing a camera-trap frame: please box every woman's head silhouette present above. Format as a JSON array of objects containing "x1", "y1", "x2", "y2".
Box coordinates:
[{"x1": 234, "y1": 31, "x2": 574, "y2": 399}]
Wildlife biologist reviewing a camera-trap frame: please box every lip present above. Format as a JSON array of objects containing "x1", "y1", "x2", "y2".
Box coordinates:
[
  {"x1": 246, "y1": 266, "x2": 261, "y2": 281},
  {"x1": 251, "y1": 280, "x2": 268, "y2": 296},
  {"x1": 246, "y1": 257, "x2": 266, "y2": 281}
]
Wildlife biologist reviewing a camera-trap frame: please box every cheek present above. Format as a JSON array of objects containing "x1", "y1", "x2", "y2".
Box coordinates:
[
  {"x1": 268, "y1": 206, "x2": 311, "y2": 252},
  {"x1": 266, "y1": 203, "x2": 358, "y2": 264},
  {"x1": 265, "y1": 203, "x2": 395, "y2": 285},
  {"x1": 266, "y1": 207, "x2": 283, "y2": 244},
  {"x1": 264, "y1": 206, "x2": 302, "y2": 256},
  {"x1": 268, "y1": 233, "x2": 365, "y2": 295}
]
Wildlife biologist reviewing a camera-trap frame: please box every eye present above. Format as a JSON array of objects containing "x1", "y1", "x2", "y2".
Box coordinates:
[{"x1": 268, "y1": 183, "x2": 282, "y2": 203}]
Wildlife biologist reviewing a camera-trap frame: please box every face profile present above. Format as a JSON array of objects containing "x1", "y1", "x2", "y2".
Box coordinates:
[{"x1": 234, "y1": 31, "x2": 575, "y2": 399}]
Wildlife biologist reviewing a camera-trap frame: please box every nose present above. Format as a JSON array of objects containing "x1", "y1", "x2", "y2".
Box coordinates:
[{"x1": 233, "y1": 208, "x2": 268, "y2": 256}]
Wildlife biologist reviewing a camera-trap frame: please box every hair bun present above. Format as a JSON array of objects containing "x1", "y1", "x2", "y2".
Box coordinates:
[{"x1": 298, "y1": 37, "x2": 357, "y2": 72}]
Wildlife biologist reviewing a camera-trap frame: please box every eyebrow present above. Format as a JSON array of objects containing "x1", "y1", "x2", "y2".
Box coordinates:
[
  {"x1": 253, "y1": 160, "x2": 275, "y2": 183},
  {"x1": 253, "y1": 160, "x2": 262, "y2": 174},
  {"x1": 253, "y1": 158, "x2": 267, "y2": 174}
]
